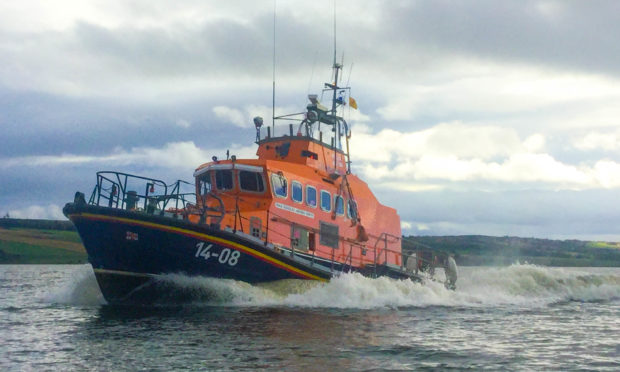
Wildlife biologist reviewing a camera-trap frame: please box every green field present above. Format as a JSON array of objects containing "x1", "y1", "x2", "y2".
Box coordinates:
[
  {"x1": 0, "y1": 226, "x2": 87, "y2": 264},
  {"x1": 404, "y1": 235, "x2": 620, "y2": 267},
  {"x1": 1, "y1": 219, "x2": 620, "y2": 266},
  {"x1": 0, "y1": 240, "x2": 87, "y2": 264}
]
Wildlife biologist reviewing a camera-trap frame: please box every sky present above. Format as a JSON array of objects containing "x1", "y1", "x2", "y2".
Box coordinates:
[{"x1": 2, "y1": 0, "x2": 620, "y2": 241}]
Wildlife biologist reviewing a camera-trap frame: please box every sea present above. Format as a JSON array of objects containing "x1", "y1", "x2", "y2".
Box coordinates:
[{"x1": 0, "y1": 264, "x2": 618, "y2": 371}]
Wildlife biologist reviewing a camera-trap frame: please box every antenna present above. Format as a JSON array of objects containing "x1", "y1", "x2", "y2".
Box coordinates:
[
  {"x1": 345, "y1": 62, "x2": 354, "y2": 87},
  {"x1": 272, "y1": 0, "x2": 276, "y2": 133},
  {"x1": 307, "y1": 51, "x2": 318, "y2": 95},
  {"x1": 333, "y1": 0, "x2": 337, "y2": 68},
  {"x1": 340, "y1": 52, "x2": 345, "y2": 83},
  {"x1": 330, "y1": 0, "x2": 339, "y2": 117}
]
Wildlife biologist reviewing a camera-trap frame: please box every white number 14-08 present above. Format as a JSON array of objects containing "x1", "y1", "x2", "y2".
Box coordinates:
[{"x1": 195, "y1": 242, "x2": 240, "y2": 266}]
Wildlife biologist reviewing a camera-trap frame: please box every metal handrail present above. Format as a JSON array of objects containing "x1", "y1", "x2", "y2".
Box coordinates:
[{"x1": 88, "y1": 171, "x2": 196, "y2": 215}]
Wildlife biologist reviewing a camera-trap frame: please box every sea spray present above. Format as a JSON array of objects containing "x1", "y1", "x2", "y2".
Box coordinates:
[
  {"x1": 457, "y1": 264, "x2": 620, "y2": 306},
  {"x1": 154, "y1": 273, "x2": 279, "y2": 304},
  {"x1": 43, "y1": 265, "x2": 106, "y2": 306},
  {"x1": 153, "y1": 264, "x2": 620, "y2": 308},
  {"x1": 45, "y1": 264, "x2": 620, "y2": 308},
  {"x1": 279, "y1": 273, "x2": 454, "y2": 308}
]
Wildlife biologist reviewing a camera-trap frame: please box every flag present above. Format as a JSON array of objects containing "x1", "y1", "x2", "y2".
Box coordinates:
[{"x1": 349, "y1": 96, "x2": 358, "y2": 110}]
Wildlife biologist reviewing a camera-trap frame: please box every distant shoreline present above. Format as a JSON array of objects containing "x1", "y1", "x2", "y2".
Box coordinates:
[
  {"x1": 1, "y1": 218, "x2": 619, "y2": 266},
  {"x1": 1, "y1": 218, "x2": 85, "y2": 264}
]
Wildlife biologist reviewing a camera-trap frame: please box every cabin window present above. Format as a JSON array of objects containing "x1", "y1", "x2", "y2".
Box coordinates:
[
  {"x1": 271, "y1": 173, "x2": 287, "y2": 198},
  {"x1": 306, "y1": 186, "x2": 317, "y2": 208},
  {"x1": 320, "y1": 221, "x2": 339, "y2": 249},
  {"x1": 291, "y1": 181, "x2": 303, "y2": 203},
  {"x1": 291, "y1": 225, "x2": 309, "y2": 251},
  {"x1": 198, "y1": 171, "x2": 213, "y2": 195},
  {"x1": 348, "y1": 200, "x2": 358, "y2": 221},
  {"x1": 320, "y1": 190, "x2": 331, "y2": 212},
  {"x1": 215, "y1": 170, "x2": 234, "y2": 190},
  {"x1": 239, "y1": 170, "x2": 265, "y2": 193},
  {"x1": 335, "y1": 195, "x2": 345, "y2": 216}
]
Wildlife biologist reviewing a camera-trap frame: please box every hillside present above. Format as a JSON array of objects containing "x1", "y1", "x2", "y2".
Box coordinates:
[
  {"x1": 0, "y1": 225, "x2": 86, "y2": 264},
  {"x1": 1, "y1": 218, "x2": 620, "y2": 266},
  {"x1": 404, "y1": 235, "x2": 620, "y2": 267}
]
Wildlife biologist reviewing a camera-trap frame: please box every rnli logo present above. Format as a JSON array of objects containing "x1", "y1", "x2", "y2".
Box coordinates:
[{"x1": 126, "y1": 231, "x2": 139, "y2": 241}]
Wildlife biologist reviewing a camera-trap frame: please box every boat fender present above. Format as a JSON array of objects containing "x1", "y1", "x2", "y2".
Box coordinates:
[
  {"x1": 356, "y1": 224, "x2": 369, "y2": 242},
  {"x1": 444, "y1": 256, "x2": 458, "y2": 290},
  {"x1": 405, "y1": 253, "x2": 417, "y2": 272},
  {"x1": 74, "y1": 191, "x2": 86, "y2": 205}
]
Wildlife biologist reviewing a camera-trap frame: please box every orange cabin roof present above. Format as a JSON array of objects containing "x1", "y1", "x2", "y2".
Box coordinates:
[
  {"x1": 193, "y1": 135, "x2": 402, "y2": 267},
  {"x1": 256, "y1": 135, "x2": 348, "y2": 175}
]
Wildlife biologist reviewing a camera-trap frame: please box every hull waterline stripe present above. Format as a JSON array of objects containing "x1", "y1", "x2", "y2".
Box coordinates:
[
  {"x1": 71, "y1": 213, "x2": 327, "y2": 281},
  {"x1": 94, "y1": 268, "x2": 152, "y2": 278}
]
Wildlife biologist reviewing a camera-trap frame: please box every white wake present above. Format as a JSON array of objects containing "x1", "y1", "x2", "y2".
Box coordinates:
[{"x1": 49, "y1": 264, "x2": 620, "y2": 308}]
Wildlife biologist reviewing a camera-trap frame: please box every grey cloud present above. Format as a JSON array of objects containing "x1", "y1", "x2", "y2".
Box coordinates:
[
  {"x1": 379, "y1": 0, "x2": 620, "y2": 76},
  {"x1": 0, "y1": 86, "x2": 261, "y2": 158},
  {"x1": 2, "y1": 1, "x2": 620, "y2": 240},
  {"x1": 69, "y1": 11, "x2": 335, "y2": 80},
  {"x1": 388, "y1": 188, "x2": 620, "y2": 239}
]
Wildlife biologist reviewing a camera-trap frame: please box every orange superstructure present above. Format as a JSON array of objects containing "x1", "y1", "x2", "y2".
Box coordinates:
[{"x1": 191, "y1": 85, "x2": 403, "y2": 271}]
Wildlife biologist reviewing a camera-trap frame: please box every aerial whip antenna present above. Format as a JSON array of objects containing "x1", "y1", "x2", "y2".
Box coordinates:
[
  {"x1": 333, "y1": 0, "x2": 337, "y2": 68},
  {"x1": 345, "y1": 63, "x2": 354, "y2": 87},
  {"x1": 272, "y1": 0, "x2": 277, "y2": 133},
  {"x1": 330, "y1": 0, "x2": 339, "y2": 116},
  {"x1": 340, "y1": 52, "x2": 345, "y2": 83},
  {"x1": 307, "y1": 51, "x2": 318, "y2": 95}
]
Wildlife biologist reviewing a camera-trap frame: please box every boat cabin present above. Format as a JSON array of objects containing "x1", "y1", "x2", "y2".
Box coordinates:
[{"x1": 191, "y1": 99, "x2": 403, "y2": 270}]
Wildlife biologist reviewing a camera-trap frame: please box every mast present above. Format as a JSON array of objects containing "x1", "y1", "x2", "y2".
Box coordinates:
[
  {"x1": 329, "y1": 0, "x2": 341, "y2": 152},
  {"x1": 330, "y1": 0, "x2": 339, "y2": 117},
  {"x1": 272, "y1": 0, "x2": 276, "y2": 133}
]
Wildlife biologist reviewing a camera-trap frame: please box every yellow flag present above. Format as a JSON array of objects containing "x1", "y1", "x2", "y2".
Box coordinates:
[{"x1": 349, "y1": 96, "x2": 358, "y2": 110}]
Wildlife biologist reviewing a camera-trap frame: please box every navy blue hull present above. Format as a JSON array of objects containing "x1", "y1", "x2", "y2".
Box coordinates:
[{"x1": 63, "y1": 203, "x2": 332, "y2": 303}]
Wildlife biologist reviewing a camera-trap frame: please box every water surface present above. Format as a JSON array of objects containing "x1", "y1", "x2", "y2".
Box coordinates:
[{"x1": 1, "y1": 264, "x2": 618, "y2": 371}]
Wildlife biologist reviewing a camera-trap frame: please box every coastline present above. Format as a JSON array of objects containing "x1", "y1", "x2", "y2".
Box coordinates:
[{"x1": 1, "y1": 219, "x2": 619, "y2": 266}]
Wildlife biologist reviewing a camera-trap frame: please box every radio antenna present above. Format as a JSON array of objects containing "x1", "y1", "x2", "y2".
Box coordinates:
[
  {"x1": 272, "y1": 0, "x2": 276, "y2": 133},
  {"x1": 333, "y1": 0, "x2": 337, "y2": 67}
]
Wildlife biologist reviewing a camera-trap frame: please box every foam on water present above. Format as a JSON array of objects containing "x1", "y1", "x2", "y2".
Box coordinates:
[
  {"x1": 48, "y1": 264, "x2": 620, "y2": 308},
  {"x1": 156, "y1": 264, "x2": 620, "y2": 308},
  {"x1": 44, "y1": 265, "x2": 106, "y2": 306},
  {"x1": 455, "y1": 264, "x2": 620, "y2": 306}
]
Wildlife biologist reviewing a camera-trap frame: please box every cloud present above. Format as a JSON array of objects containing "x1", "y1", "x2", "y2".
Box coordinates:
[
  {"x1": 351, "y1": 122, "x2": 527, "y2": 162},
  {"x1": 574, "y1": 130, "x2": 620, "y2": 152},
  {"x1": 593, "y1": 160, "x2": 620, "y2": 188},
  {"x1": 400, "y1": 220, "x2": 430, "y2": 234},
  {"x1": 212, "y1": 104, "x2": 303, "y2": 131},
  {"x1": 377, "y1": 186, "x2": 620, "y2": 239},
  {"x1": 351, "y1": 122, "x2": 525, "y2": 164},
  {"x1": 0, "y1": 141, "x2": 257, "y2": 170},
  {"x1": 381, "y1": 1, "x2": 620, "y2": 77},
  {"x1": 213, "y1": 106, "x2": 247, "y2": 127},
  {"x1": 7, "y1": 204, "x2": 64, "y2": 220},
  {"x1": 2, "y1": 1, "x2": 620, "y2": 240},
  {"x1": 375, "y1": 61, "x2": 620, "y2": 123},
  {"x1": 175, "y1": 119, "x2": 191, "y2": 128},
  {"x1": 350, "y1": 122, "x2": 620, "y2": 189},
  {"x1": 522, "y1": 134, "x2": 545, "y2": 152}
]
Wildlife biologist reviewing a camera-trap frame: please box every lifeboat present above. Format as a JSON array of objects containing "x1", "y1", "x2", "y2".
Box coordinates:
[{"x1": 63, "y1": 60, "x2": 457, "y2": 303}]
